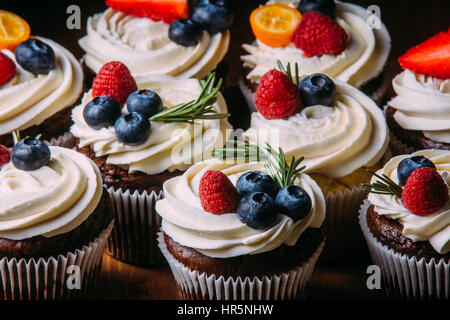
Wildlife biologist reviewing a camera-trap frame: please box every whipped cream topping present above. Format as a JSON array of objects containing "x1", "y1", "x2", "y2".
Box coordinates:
[
  {"x1": 368, "y1": 150, "x2": 450, "y2": 254},
  {"x1": 241, "y1": 0, "x2": 391, "y2": 88},
  {"x1": 71, "y1": 75, "x2": 232, "y2": 175},
  {"x1": 0, "y1": 147, "x2": 103, "y2": 240},
  {"x1": 0, "y1": 37, "x2": 83, "y2": 136},
  {"x1": 156, "y1": 159, "x2": 325, "y2": 258},
  {"x1": 79, "y1": 9, "x2": 230, "y2": 79},
  {"x1": 389, "y1": 70, "x2": 450, "y2": 144},
  {"x1": 244, "y1": 80, "x2": 389, "y2": 178}
]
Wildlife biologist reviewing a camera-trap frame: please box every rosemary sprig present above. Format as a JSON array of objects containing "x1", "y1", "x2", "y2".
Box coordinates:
[
  {"x1": 149, "y1": 72, "x2": 229, "y2": 124},
  {"x1": 362, "y1": 170, "x2": 403, "y2": 197},
  {"x1": 277, "y1": 60, "x2": 300, "y2": 86},
  {"x1": 211, "y1": 140, "x2": 306, "y2": 189}
]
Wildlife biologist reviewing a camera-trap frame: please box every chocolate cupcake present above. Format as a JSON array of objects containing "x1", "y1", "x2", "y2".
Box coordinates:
[
  {"x1": 360, "y1": 150, "x2": 449, "y2": 299},
  {"x1": 157, "y1": 143, "x2": 326, "y2": 300},
  {"x1": 0, "y1": 36, "x2": 83, "y2": 147},
  {"x1": 0, "y1": 142, "x2": 113, "y2": 300},
  {"x1": 240, "y1": 0, "x2": 392, "y2": 111},
  {"x1": 71, "y1": 63, "x2": 232, "y2": 265}
]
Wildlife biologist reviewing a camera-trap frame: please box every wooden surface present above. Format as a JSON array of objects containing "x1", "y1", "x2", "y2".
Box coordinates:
[{"x1": 2, "y1": 0, "x2": 449, "y2": 300}]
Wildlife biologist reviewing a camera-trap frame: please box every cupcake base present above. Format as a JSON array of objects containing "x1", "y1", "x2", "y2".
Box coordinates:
[{"x1": 359, "y1": 200, "x2": 450, "y2": 299}]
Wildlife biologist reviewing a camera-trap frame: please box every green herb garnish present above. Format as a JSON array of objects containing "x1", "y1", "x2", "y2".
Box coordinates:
[{"x1": 362, "y1": 170, "x2": 403, "y2": 197}]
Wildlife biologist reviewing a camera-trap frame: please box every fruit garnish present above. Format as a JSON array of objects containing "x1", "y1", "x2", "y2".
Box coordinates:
[
  {"x1": 127, "y1": 89, "x2": 163, "y2": 118},
  {"x1": 92, "y1": 61, "x2": 138, "y2": 106},
  {"x1": 105, "y1": 0, "x2": 188, "y2": 24},
  {"x1": 115, "y1": 112, "x2": 151, "y2": 146},
  {"x1": 398, "y1": 28, "x2": 450, "y2": 79},
  {"x1": 237, "y1": 192, "x2": 277, "y2": 229},
  {"x1": 0, "y1": 10, "x2": 30, "y2": 52},
  {"x1": 297, "y1": 0, "x2": 336, "y2": 18},
  {"x1": 276, "y1": 185, "x2": 312, "y2": 221},
  {"x1": 250, "y1": 4, "x2": 302, "y2": 48},
  {"x1": 169, "y1": 19, "x2": 203, "y2": 47},
  {"x1": 292, "y1": 11, "x2": 348, "y2": 58},
  {"x1": 192, "y1": 0, "x2": 234, "y2": 35},
  {"x1": 199, "y1": 170, "x2": 240, "y2": 215},
  {"x1": 11, "y1": 131, "x2": 50, "y2": 171},
  {"x1": 402, "y1": 167, "x2": 448, "y2": 216},
  {"x1": 236, "y1": 171, "x2": 278, "y2": 198},
  {"x1": 397, "y1": 156, "x2": 436, "y2": 186},
  {"x1": 299, "y1": 73, "x2": 336, "y2": 107},
  {"x1": 84, "y1": 96, "x2": 122, "y2": 130},
  {"x1": 0, "y1": 52, "x2": 16, "y2": 86},
  {"x1": 15, "y1": 39, "x2": 55, "y2": 74},
  {"x1": 0, "y1": 145, "x2": 10, "y2": 167}
]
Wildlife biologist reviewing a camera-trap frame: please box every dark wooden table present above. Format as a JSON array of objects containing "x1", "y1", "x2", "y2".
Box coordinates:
[{"x1": 3, "y1": 0, "x2": 449, "y2": 300}]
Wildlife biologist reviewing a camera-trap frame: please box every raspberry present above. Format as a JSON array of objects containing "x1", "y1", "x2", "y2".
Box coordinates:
[
  {"x1": 199, "y1": 170, "x2": 241, "y2": 215},
  {"x1": 402, "y1": 167, "x2": 449, "y2": 216},
  {"x1": 0, "y1": 52, "x2": 16, "y2": 86},
  {"x1": 254, "y1": 70, "x2": 301, "y2": 120},
  {"x1": 292, "y1": 12, "x2": 348, "y2": 58},
  {"x1": 92, "y1": 61, "x2": 137, "y2": 106},
  {"x1": 0, "y1": 145, "x2": 10, "y2": 167}
]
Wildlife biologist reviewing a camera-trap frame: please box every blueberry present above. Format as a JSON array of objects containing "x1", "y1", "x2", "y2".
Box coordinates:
[
  {"x1": 114, "y1": 112, "x2": 151, "y2": 146},
  {"x1": 397, "y1": 156, "x2": 436, "y2": 185},
  {"x1": 297, "y1": 0, "x2": 336, "y2": 18},
  {"x1": 276, "y1": 186, "x2": 312, "y2": 221},
  {"x1": 126, "y1": 90, "x2": 163, "y2": 118},
  {"x1": 236, "y1": 171, "x2": 278, "y2": 198},
  {"x1": 83, "y1": 96, "x2": 121, "y2": 130},
  {"x1": 192, "y1": 0, "x2": 234, "y2": 34},
  {"x1": 15, "y1": 39, "x2": 56, "y2": 74},
  {"x1": 11, "y1": 138, "x2": 51, "y2": 171},
  {"x1": 299, "y1": 73, "x2": 336, "y2": 107},
  {"x1": 237, "y1": 192, "x2": 278, "y2": 230},
  {"x1": 169, "y1": 19, "x2": 203, "y2": 47}
]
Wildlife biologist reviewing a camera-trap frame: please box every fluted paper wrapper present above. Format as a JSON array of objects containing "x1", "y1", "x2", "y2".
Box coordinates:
[
  {"x1": 0, "y1": 222, "x2": 113, "y2": 300},
  {"x1": 106, "y1": 187, "x2": 164, "y2": 265},
  {"x1": 158, "y1": 233, "x2": 325, "y2": 300},
  {"x1": 388, "y1": 132, "x2": 415, "y2": 156},
  {"x1": 44, "y1": 131, "x2": 76, "y2": 148},
  {"x1": 359, "y1": 200, "x2": 449, "y2": 299}
]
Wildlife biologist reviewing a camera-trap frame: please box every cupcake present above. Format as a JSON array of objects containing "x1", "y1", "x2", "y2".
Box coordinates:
[
  {"x1": 240, "y1": 0, "x2": 391, "y2": 111},
  {"x1": 243, "y1": 67, "x2": 390, "y2": 260},
  {"x1": 385, "y1": 29, "x2": 450, "y2": 154},
  {"x1": 0, "y1": 12, "x2": 83, "y2": 147},
  {"x1": 156, "y1": 142, "x2": 326, "y2": 300},
  {"x1": 79, "y1": 0, "x2": 232, "y2": 86},
  {"x1": 0, "y1": 138, "x2": 113, "y2": 300},
  {"x1": 360, "y1": 149, "x2": 449, "y2": 299},
  {"x1": 71, "y1": 61, "x2": 232, "y2": 265}
]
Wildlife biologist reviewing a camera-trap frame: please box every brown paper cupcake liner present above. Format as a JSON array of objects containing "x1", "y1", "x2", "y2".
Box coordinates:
[
  {"x1": 0, "y1": 222, "x2": 113, "y2": 300},
  {"x1": 158, "y1": 232, "x2": 325, "y2": 300},
  {"x1": 106, "y1": 186, "x2": 164, "y2": 265},
  {"x1": 359, "y1": 200, "x2": 449, "y2": 299},
  {"x1": 44, "y1": 131, "x2": 76, "y2": 148}
]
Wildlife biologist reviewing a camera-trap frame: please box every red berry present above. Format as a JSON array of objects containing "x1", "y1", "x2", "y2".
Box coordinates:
[
  {"x1": 255, "y1": 70, "x2": 301, "y2": 120},
  {"x1": 292, "y1": 12, "x2": 348, "y2": 58},
  {"x1": 92, "y1": 61, "x2": 137, "y2": 106},
  {"x1": 402, "y1": 167, "x2": 449, "y2": 216},
  {"x1": 0, "y1": 52, "x2": 16, "y2": 86},
  {"x1": 399, "y1": 28, "x2": 450, "y2": 79},
  {"x1": 199, "y1": 170, "x2": 241, "y2": 215},
  {"x1": 0, "y1": 145, "x2": 10, "y2": 167}
]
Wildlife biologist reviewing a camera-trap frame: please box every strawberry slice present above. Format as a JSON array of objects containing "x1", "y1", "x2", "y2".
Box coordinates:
[
  {"x1": 106, "y1": 0, "x2": 188, "y2": 24},
  {"x1": 399, "y1": 28, "x2": 450, "y2": 79}
]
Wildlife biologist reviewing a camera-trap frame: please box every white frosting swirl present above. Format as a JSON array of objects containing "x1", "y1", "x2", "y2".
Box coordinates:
[
  {"x1": 389, "y1": 70, "x2": 450, "y2": 144},
  {"x1": 71, "y1": 76, "x2": 232, "y2": 175},
  {"x1": 368, "y1": 150, "x2": 450, "y2": 254},
  {"x1": 0, "y1": 37, "x2": 83, "y2": 135},
  {"x1": 0, "y1": 147, "x2": 103, "y2": 240},
  {"x1": 79, "y1": 9, "x2": 230, "y2": 79},
  {"x1": 156, "y1": 159, "x2": 326, "y2": 258},
  {"x1": 241, "y1": 0, "x2": 391, "y2": 88},
  {"x1": 244, "y1": 80, "x2": 389, "y2": 178}
]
